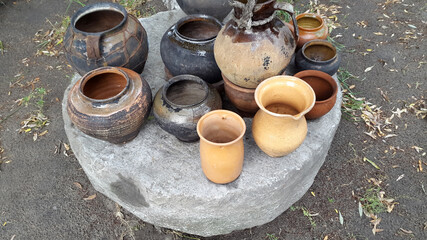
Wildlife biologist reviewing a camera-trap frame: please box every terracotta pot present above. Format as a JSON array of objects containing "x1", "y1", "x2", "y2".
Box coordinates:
[
  {"x1": 197, "y1": 110, "x2": 246, "y2": 184},
  {"x1": 160, "y1": 15, "x2": 223, "y2": 84},
  {"x1": 153, "y1": 75, "x2": 222, "y2": 142},
  {"x1": 252, "y1": 75, "x2": 315, "y2": 157},
  {"x1": 295, "y1": 40, "x2": 341, "y2": 75},
  {"x1": 214, "y1": 0, "x2": 298, "y2": 88},
  {"x1": 290, "y1": 13, "x2": 329, "y2": 48},
  {"x1": 67, "y1": 67, "x2": 152, "y2": 144},
  {"x1": 176, "y1": 0, "x2": 232, "y2": 21},
  {"x1": 223, "y1": 73, "x2": 258, "y2": 114},
  {"x1": 293, "y1": 70, "x2": 338, "y2": 119},
  {"x1": 64, "y1": 3, "x2": 148, "y2": 75}
]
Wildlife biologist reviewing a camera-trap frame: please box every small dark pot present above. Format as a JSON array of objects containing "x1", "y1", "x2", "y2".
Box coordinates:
[
  {"x1": 223, "y1": 73, "x2": 258, "y2": 114},
  {"x1": 67, "y1": 67, "x2": 152, "y2": 144},
  {"x1": 153, "y1": 75, "x2": 222, "y2": 142},
  {"x1": 294, "y1": 70, "x2": 338, "y2": 119},
  {"x1": 64, "y1": 3, "x2": 149, "y2": 75},
  {"x1": 295, "y1": 40, "x2": 341, "y2": 75},
  {"x1": 176, "y1": 0, "x2": 232, "y2": 21},
  {"x1": 160, "y1": 15, "x2": 223, "y2": 84}
]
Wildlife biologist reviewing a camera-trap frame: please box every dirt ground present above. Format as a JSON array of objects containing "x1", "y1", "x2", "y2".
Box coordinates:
[{"x1": 0, "y1": 0, "x2": 425, "y2": 239}]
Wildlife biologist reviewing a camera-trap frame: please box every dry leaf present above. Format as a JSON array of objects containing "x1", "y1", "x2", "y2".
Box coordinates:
[
  {"x1": 374, "y1": 32, "x2": 384, "y2": 36},
  {"x1": 84, "y1": 194, "x2": 97, "y2": 201},
  {"x1": 419, "y1": 160, "x2": 423, "y2": 172},
  {"x1": 396, "y1": 174, "x2": 404, "y2": 181},
  {"x1": 63, "y1": 143, "x2": 70, "y2": 151},
  {"x1": 365, "y1": 65, "x2": 374, "y2": 72},
  {"x1": 399, "y1": 228, "x2": 413, "y2": 234},
  {"x1": 73, "y1": 182, "x2": 83, "y2": 190}
]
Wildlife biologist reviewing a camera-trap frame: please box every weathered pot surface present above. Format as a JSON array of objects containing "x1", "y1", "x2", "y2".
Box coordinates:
[
  {"x1": 153, "y1": 74, "x2": 222, "y2": 142},
  {"x1": 176, "y1": 0, "x2": 232, "y2": 21},
  {"x1": 223, "y1": 73, "x2": 258, "y2": 114},
  {"x1": 197, "y1": 110, "x2": 246, "y2": 184},
  {"x1": 64, "y1": 2, "x2": 149, "y2": 75},
  {"x1": 252, "y1": 75, "x2": 315, "y2": 157},
  {"x1": 161, "y1": 14, "x2": 223, "y2": 84},
  {"x1": 67, "y1": 67, "x2": 152, "y2": 144},
  {"x1": 295, "y1": 39, "x2": 341, "y2": 75},
  {"x1": 214, "y1": 0, "x2": 298, "y2": 88},
  {"x1": 294, "y1": 70, "x2": 338, "y2": 119}
]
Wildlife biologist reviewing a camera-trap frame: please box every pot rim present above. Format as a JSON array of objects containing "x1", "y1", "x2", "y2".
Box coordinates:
[
  {"x1": 174, "y1": 14, "x2": 223, "y2": 43},
  {"x1": 162, "y1": 74, "x2": 209, "y2": 108},
  {"x1": 79, "y1": 66, "x2": 130, "y2": 103},
  {"x1": 301, "y1": 39, "x2": 337, "y2": 63},
  {"x1": 294, "y1": 70, "x2": 338, "y2": 104},
  {"x1": 254, "y1": 75, "x2": 315, "y2": 120},
  {"x1": 71, "y1": 2, "x2": 128, "y2": 36},
  {"x1": 197, "y1": 110, "x2": 246, "y2": 147},
  {"x1": 296, "y1": 13, "x2": 324, "y2": 31}
]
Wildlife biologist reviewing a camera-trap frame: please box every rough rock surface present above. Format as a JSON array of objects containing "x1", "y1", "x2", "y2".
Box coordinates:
[{"x1": 62, "y1": 10, "x2": 342, "y2": 237}]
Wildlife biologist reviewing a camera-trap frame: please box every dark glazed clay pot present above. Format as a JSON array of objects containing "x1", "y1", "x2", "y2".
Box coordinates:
[
  {"x1": 153, "y1": 75, "x2": 222, "y2": 142},
  {"x1": 176, "y1": 0, "x2": 232, "y2": 21},
  {"x1": 223, "y1": 74, "x2": 258, "y2": 114},
  {"x1": 64, "y1": 3, "x2": 149, "y2": 75},
  {"x1": 294, "y1": 70, "x2": 338, "y2": 119},
  {"x1": 160, "y1": 15, "x2": 223, "y2": 84},
  {"x1": 295, "y1": 40, "x2": 341, "y2": 75},
  {"x1": 67, "y1": 67, "x2": 152, "y2": 144}
]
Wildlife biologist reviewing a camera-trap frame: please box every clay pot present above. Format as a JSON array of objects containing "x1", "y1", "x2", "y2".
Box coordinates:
[
  {"x1": 295, "y1": 39, "x2": 341, "y2": 75},
  {"x1": 290, "y1": 13, "x2": 329, "y2": 48},
  {"x1": 176, "y1": 0, "x2": 232, "y2": 21},
  {"x1": 197, "y1": 110, "x2": 246, "y2": 184},
  {"x1": 153, "y1": 75, "x2": 222, "y2": 142},
  {"x1": 223, "y1": 73, "x2": 258, "y2": 114},
  {"x1": 252, "y1": 75, "x2": 315, "y2": 157},
  {"x1": 67, "y1": 67, "x2": 152, "y2": 144},
  {"x1": 214, "y1": 0, "x2": 298, "y2": 89},
  {"x1": 64, "y1": 3, "x2": 149, "y2": 75},
  {"x1": 293, "y1": 70, "x2": 338, "y2": 119},
  {"x1": 160, "y1": 15, "x2": 223, "y2": 84}
]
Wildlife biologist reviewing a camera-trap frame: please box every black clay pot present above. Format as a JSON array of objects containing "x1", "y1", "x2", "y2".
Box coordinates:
[
  {"x1": 160, "y1": 15, "x2": 223, "y2": 84},
  {"x1": 153, "y1": 75, "x2": 222, "y2": 142},
  {"x1": 295, "y1": 40, "x2": 341, "y2": 75},
  {"x1": 176, "y1": 0, "x2": 232, "y2": 21},
  {"x1": 64, "y1": 3, "x2": 148, "y2": 75}
]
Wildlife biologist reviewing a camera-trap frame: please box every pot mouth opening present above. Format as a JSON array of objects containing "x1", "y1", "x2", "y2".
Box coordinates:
[
  {"x1": 176, "y1": 16, "x2": 222, "y2": 42},
  {"x1": 164, "y1": 75, "x2": 209, "y2": 107},
  {"x1": 197, "y1": 110, "x2": 246, "y2": 146},
  {"x1": 74, "y1": 4, "x2": 126, "y2": 34},
  {"x1": 255, "y1": 76, "x2": 315, "y2": 119},
  {"x1": 236, "y1": 0, "x2": 271, "y2": 4},
  {"x1": 80, "y1": 68, "x2": 129, "y2": 102},
  {"x1": 296, "y1": 14, "x2": 323, "y2": 30},
  {"x1": 294, "y1": 70, "x2": 338, "y2": 103},
  {"x1": 303, "y1": 41, "x2": 337, "y2": 62}
]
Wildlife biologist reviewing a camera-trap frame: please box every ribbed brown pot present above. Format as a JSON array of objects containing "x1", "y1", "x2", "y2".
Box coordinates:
[
  {"x1": 293, "y1": 70, "x2": 338, "y2": 119},
  {"x1": 64, "y1": 3, "x2": 148, "y2": 75},
  {"x1": 67, "y1": 67, "x2": 152, "y2": 144}
]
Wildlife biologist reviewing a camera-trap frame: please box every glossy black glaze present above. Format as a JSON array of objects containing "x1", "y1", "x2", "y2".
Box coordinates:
[
  {"x1": 160, "y1": 15, "x2": 223, "y2": 84},
  {"x1": 153, "y1": 75, "x2": 222, "y2": 142},
  {"x1": 176, "y1": 0, "x2": 232, "y2": 21},
  {"x1": 295, "y1": 40, "x2": 341, "y2": 75},
  {"x1": 64, "y1": 3, "x2": 148, "y2": 75}
]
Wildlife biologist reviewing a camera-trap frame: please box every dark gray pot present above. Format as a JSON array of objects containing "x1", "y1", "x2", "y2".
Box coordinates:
[
  {"x1": 295, "y1": 40, "x2": 341, "y2": 76},
  {"x1": 176, "y1": 0, "x2": 232, "y2": 21}
]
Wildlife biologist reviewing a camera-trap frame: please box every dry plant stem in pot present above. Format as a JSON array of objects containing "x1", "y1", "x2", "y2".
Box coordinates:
[
  {"x1": 214, "y1": 0, "x2": 298, "y2": 88},
  {"x1": 64, "y1": 2, "x2": 148, "y2": 75},
  {"x1": 197, "y1": 110, "x2": 246, "y2": 184},
  {"x1": 153, "y1": 75, "x2": 222, "y2": 142},
  {"x1": 161, "y1": 14, "x2": 223, "y2": 84},
  {"x1": 294, "y1": 70, "x2": 338, "y2": 119},
  {"x1": 252, "y1": 75, "x2": 315, "y2": 157},
  {"x1": 67, "y1": 67, "x2": 152, "y2": 144},
  {"x1": 295, "y1": 39, "x2": 341, "y2": 75},
  {"x1": 223, "y1": 73, "x2": 258, "y2": 114},
  {"x1": 291, "y1": 13, "x2": 329, "y2": 48}
]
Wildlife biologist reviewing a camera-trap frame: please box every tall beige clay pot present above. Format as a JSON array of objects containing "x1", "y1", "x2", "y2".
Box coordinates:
[
  {"x1": 197, "y1": 110, "x2": 246, "y2": 184},
  {"x1": 252, "y1": 76, "x2": 315, "y2": 157}
]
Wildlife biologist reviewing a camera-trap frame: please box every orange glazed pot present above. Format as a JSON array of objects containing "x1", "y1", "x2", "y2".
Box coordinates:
[
  {"x1": 294, "y1": 70, "x2": 338, "y2": 120},
  {"x1": 252, "y1": 75, "x2": 315, "y2": 157},
  {"x1": 197, "y1": 110, "x2": 246, "y2": 184},
  {"x1": 290, "y1": 13, "x2": 329, "y2": 48}
]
